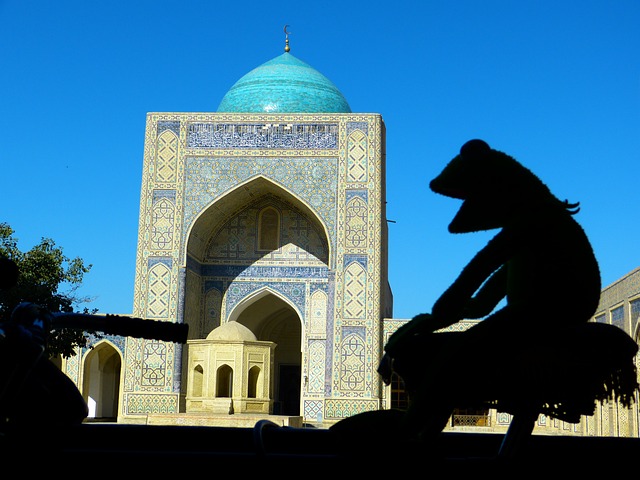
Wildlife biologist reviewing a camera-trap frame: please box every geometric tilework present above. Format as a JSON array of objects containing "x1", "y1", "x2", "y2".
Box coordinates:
[
  {"x1": 65, "y1": 351, "x2": 80, "y2": 385},
  {"x1": 151, "y1": 194, "x2": 175, "y2": 250},
  {"x1": 157, "y1": 120, "x2": 180, "y2": 136},
  {"x1": 124, "y1": 393, "x2": 179, "y2": 414},
  {"x1": 338, "y1": 333, "x2": 366, "y2": 391},
  {"x1": 324, "y1": 398, "x2": 379, "y2": 419},
  {"x1": 347, "y1": 129, "x2": 368, "y2": 183},
  {"x1": 497, "y1": 412, "x2": 512, "y2": 425},
  {"x1": 346, "y1": 121, "x2": 368, "y2": 136},
  {"x1": 304, "y1": 400, "x2": 324, "y2": 421},
  {"x1": 343, "y1": 262, "x2": 366, "y2": 319},
  {"x1": 203, "y1": 287, "x2": 222, "y2": 337},
  {"x1": 345, "y1": 195, "x2": 368, "y2": 249},
  {"x1": 307, "y1": 340, "x2": 326, "y2": 392},
  {"x1": 156, "y1": 129, "x2": 178, "y2": 183},
  {"x1": 142, "y1": 340, "x2": 167, "y2": 387},
  {"x1": 308, "y1": 290, "x2": 327, "y2": 337},
  {"x1": 147, "y1": 263, "x2": 171, "y2": 318}
]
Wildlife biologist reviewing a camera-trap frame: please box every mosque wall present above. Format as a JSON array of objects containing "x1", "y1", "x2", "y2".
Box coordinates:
[
  {"x1": 102, "y1": 112, "x2": 390, "y2": 423},
  {"x1": 588, "y1": 267, "x2": 640, "y2": 437}
]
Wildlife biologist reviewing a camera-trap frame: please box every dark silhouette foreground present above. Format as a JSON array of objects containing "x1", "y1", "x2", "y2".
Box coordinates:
[{"x1": 331, "y1": 139, "x2": 639, "y2": 461}]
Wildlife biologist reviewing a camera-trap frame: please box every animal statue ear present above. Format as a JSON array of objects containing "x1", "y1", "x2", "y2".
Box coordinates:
[
  {"x1": 429, "y1": 139, "x2": 491, "y2": 200},
  {"x1": 459, "y1": 139, "x2": 491, "y2": 160}
]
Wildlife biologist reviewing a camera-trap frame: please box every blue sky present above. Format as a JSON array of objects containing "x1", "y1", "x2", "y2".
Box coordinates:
[{"x1": 1, "y1": 1, "x2": 638, "y2": 319}]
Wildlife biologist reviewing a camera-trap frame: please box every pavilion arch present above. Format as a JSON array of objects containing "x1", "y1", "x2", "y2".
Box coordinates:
[
  {"x1": 192, "y1": 364, "x2": 204, "y2": 398},
  {"x1": 216, "y1": 364, "x2": 233, "y2": 397},
  {"x1": 185, "y1": 175, "x2": 332, "y2": 266},
  {"x1": 247, "y1": 365, "x2": 261, "y2": 398},
  {"x1": 232, "y1": 288, "x2": 304, "y2": 416},
  {"x1": 81, "y1": 339, "x2": 122, "y2": 421}
]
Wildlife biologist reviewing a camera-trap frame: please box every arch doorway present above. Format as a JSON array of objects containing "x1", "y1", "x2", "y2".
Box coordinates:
[
  {"x1": 82, "y1": 341, "x2": 122, "y2": 421},
  {"x1": 235, "y1": 292, "x2": 302, "y2": 416}
]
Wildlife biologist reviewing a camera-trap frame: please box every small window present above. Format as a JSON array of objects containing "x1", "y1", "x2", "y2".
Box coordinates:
[
  {"x1": 258, "y1": 207, "x2": 279, "y2": 251},
  {"x1": 611, "y1": 306, "x2": 625, "y2": 330},
  {"x1": 390, "y1": 373, "x2": 409, "y2": 411},
  {"x1": 630, "y1": 299, "x2": 640, "y2": 334}
]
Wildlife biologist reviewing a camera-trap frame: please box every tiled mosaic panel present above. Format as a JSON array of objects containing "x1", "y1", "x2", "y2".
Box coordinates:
[
  {"x1": 151, "y1": 190, "x2": 176, "y2": 250},
  {"x1": 186, "y1": 123, "x2": 339, "y2": 149},
  {"x1": 307, "y1": 340, "x2": 326, "y2": 393},
  {"x1": 125, "y1": 393, "x2": 179, "y2": 414},
  {"x1": 324, "y1": 398, "x2": 379, "y2": 419},
  {"x1": 156, "y1": 129, "x2": 178, "y2": 183},
  {"x1": 123, "y1": 338, "x2": 179, "y2": 393}
]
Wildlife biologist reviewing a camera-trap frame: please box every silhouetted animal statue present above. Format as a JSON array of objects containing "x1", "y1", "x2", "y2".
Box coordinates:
[{"x1": 330, "y1": 139, "x2": 639, "y2": 462}]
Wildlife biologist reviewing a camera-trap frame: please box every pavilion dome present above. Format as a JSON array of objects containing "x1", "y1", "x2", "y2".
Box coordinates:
[
  {"x1": 206, "y1": 321, "x2": 257, "y2": 342},
  {"x1": 216, "y1": 51, "x2": 352, "y2": 113}
]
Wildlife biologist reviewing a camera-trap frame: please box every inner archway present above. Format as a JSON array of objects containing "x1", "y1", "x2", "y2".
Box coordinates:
[{"x1": 235, "y1": 292, "x2": 302, "y2": 416}]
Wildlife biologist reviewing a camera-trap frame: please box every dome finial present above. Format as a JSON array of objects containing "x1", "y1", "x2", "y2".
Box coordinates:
[{"x1": 284, "y1": 24, "x2": 291, "y2": 52}]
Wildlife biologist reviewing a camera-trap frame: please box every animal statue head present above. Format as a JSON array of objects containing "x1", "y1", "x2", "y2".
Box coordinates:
[{"x1": 429, "y1": 139, "x2": 578, "y2": 233}]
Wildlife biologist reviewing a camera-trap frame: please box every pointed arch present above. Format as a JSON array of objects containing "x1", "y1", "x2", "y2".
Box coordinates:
[
  {"x1": 191, "y1": 364, "x2": 204, "y2": 397},
  {"x1": 227, "y1": 285, "x2": 303, "y2": 325},
  {"x1": 185, "y1": 175, "x2": 331, "y2": 265},
  {"x1": 216, "y1": 364, "x2": 233, "y2": 397},
  {"x1": 81, "y1": 339, "x2": 123, "y2": 420},
  {"x1": 248, "y1": 365, "x2": 261, "y2": 398}
]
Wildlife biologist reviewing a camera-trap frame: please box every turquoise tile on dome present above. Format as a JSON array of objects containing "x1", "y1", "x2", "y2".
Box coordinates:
[{"x1": 217, "y1": 52, "x2": 351, "y2": 113}]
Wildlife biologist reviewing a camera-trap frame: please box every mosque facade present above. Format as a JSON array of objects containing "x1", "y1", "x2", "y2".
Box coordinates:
[
  {"x1": 63, "y1": 40, "x2": 394, "y2": 427},
  {"x1": 60, "y1": 37, "x2": 640, "y2": 437}
]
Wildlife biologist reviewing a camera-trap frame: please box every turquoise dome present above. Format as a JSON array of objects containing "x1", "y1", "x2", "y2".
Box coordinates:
[{"x1": 217, "y1": 52, "x2": 351, "y2": 113}]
